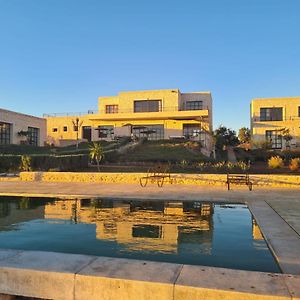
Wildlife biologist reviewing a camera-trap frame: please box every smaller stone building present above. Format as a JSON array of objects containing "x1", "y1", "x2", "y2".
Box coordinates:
[
  {"x1": 0, "y1": 108, "x2": 46, "y2": 146},
  {"x1": 251, "y1": 97, "x2": 300, "y2": 149}
]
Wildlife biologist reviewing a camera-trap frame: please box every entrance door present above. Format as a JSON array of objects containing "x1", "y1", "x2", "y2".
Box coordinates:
[{"x1": 82, "y1": 126, "x2": 92, "y2": 142}]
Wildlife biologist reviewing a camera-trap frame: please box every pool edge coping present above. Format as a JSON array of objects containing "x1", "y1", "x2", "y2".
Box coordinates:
[{"x1": 0, "y1": 249, "x2": 299, "y2": 300}]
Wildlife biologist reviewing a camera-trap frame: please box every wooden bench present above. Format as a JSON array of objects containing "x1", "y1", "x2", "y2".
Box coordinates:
[
  {"x1": 226, "y1": 174, "x2": 253, "y2": 191},
  {"x1": 140, "y1": 164, "x2": 172, "y2": 187}
]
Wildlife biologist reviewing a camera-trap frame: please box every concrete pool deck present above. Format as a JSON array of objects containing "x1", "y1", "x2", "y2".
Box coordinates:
[{"x1": 0, "y1": 181, "x2": 300, "y2": 299}]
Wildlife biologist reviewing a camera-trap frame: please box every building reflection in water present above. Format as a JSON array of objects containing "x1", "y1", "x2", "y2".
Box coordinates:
[
  {"x1": 0, "y1": 197, "x2": 47, "y2": 231},
  {"x1": 0, "y1": 198, "x2": 264, "y2": 256},
  {"x1": 44, "y1": 199, "x2": 214, "y2": 254}
]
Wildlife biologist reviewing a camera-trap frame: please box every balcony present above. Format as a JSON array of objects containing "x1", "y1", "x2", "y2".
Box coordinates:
[
  {"x1": 89, "y1": 106, "x2": 210, "y2": 121},
  {"x1": 252, "y1": 116, "x2": 300, "y2": 122},
  {"x1": 44, "y1": 106, "x2": 210, "y2": 121}
]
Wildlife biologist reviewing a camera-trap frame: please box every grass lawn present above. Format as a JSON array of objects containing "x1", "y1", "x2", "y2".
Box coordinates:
[{"x1": 118, "y1": 140, "x2": 208, "y2": 163}]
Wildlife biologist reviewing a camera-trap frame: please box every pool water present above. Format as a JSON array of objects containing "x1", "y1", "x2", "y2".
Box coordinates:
[{"x1": 0, "y1": 197, "x2": 280, "y2": 272}]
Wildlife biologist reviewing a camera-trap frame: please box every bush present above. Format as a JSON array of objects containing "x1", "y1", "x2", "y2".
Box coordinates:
[
  {"x1": 236, "y1": 161, "x2": 250, "y2": 172},
  {"x1": 268, "y1": 156, "x2": 284, "y2": 169},
  {"x1": 0, "y1": 155, "x2": 19, "y2": 172},
  {"x1": 226, "y1": 162, "x2": 235, "y2": 171},
  {"x1": 0, "y1": 154, "x2": 89, "y2": 172},
  {"x1": 197, "y1": 161, "x2": 208, "y2": 171},
  {"x1": 281, "y1": 150, "x2": 300, "y2": 160},
  {"x1": 212, "y1": 161, "x2": 226, "y2": 171},
  {"x1": 289, "y1": 158, "x2": 300, "y2": 171},
  {"x1": 250, "y1": 149, "x2": 269, "y2": 162},
  {"x1": 20, "y1": 155, "x2": 32, "y2": 171}
]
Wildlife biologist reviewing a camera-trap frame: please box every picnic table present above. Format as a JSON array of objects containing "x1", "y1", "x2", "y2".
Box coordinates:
[{"x1": 140, "y1": 164, "x2": 172, "y2": 187}]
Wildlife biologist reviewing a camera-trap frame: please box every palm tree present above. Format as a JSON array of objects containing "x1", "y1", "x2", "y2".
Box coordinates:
[{"x1": 89, "y1": 142, "x2": 104, "y2": 171}]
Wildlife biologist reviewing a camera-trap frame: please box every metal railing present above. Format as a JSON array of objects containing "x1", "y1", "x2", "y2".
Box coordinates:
[
  {"x1": 253, "y1": 116, "x2": 300, "y2": 122},
  {"x1": 43, "y1": 106, "x2": 209, "y2": 117},
  {"x1": 43, "y1": 110, "x2": 98, "y2": 117}
]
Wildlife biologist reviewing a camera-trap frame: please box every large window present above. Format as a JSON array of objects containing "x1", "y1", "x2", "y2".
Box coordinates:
[
  {"x1": 260, "y1": 107, "x2": 283, "y2": 121},
  {"x1": 98, "y1": 126, "x2": 114, "y2": 139},
  {"x1": 183, "y1": 124, "x2": 201, "y2": 138},
  {"x1": 28, "y1": 127, "x2": 39, "y2": 146},
  {"x1": 105, "y1": 105, "x2": 118, "y2": 114},
  {"x1": 134, "y1": 100, "x2": 162, "y2": 113},
  {"x1": 132, "y1": 225, "x2": 162, "y2": 239},
  {"x1": 185, "y1": 101, "x2": 203, "y2": 110},
  {"x1": 132, "y1": 124, "x2": 164, "y2": 140},
  {"x1": 0, "y1": 122, "x2": 11, "y2": 144},
  {"x1": 266, "y1": 130, "x2": 282, "y2": 149}
]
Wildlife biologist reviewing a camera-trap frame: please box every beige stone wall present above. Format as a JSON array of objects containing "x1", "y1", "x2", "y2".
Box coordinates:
[
  {"x1": 0, "y1": 108, "x2": 46, "y2": 146},
  {"x1": 180, "y1": 92, "x2": 213, "y2": 131},
  {"x1": 251, "y1": 97, "x2": 300, "y2": 148},
  {"x1": 19, "y1": 172, "x2": 300, "y2": 188},
  {"x1": 46, "y1": 115, "x2": 93, "y2": 146},
  {"x1": 98, "y1": 89, "x2": 180, "y2": 113}
]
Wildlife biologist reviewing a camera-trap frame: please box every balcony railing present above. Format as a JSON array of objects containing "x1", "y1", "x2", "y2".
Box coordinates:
[
  {"x1": 43, "y1": 106, "x2": 209, "y2": 117},
  {"x1": 43, "y1": 110, "x2": 98, "y2": 117},
  {"x1": 253, "y1": 116, "x2": 300, "y2": 122}
]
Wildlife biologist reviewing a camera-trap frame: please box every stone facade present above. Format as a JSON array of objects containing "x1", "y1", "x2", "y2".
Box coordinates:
[
  {"x1": 45, "y1": 89, "x2": 213, "y2": 153},
  {"x1": 0, "y1": 108, "x2": 46, "y2": 146},
  {"x1": 18, "y1": 171, "x2": 300, "y2": 188},
  {"x1": 251, "y1": 97, "x2": 300, "y2": 149}
]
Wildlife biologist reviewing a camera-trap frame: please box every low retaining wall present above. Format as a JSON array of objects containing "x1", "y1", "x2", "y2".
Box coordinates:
[
  {"x1": 0, "y1": 249, "x2": 298, "y2": 300},
  {"x1": 19, "y1": 172, "x2": 300, "y2": 187}
]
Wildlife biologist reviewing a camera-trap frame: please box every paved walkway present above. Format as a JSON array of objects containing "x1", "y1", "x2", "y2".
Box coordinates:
[
  {"x1": 1, "y1": 181, "x2": 300, "y2": 235},
  {"x1": 0, "y1": 181, "x2": 298, "y2": 200},
  {"x1": 1, "y1": 181, "x2": 300, "y2": 274}
]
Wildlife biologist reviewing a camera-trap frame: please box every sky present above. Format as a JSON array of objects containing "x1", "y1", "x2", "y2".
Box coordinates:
[{"x1": 0, "y1": 0, "x2": 299, "y2": 131}]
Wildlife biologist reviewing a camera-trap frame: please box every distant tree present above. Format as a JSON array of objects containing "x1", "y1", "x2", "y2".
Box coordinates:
[
  {"x1": 238, "y1": 127, "x2": 251, "y2": 144},
  {"x1": 89, "y1": 142, "x2": 104, "y2": 171},
  {"x1": 72, "y1": 117, "x2": 83, "y2": 149},
  {"x1": 214, "y1": 126, "x2": 239, "y2": 150}
]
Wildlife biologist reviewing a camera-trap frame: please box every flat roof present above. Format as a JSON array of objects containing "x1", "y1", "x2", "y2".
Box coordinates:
[{"x1": 0, "y1": 107, "x2": 44, "y2": 120}]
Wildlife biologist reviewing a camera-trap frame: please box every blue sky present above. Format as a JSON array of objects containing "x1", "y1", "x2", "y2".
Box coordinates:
[{"x1": 0, "y1": 0, "x2": 299, "y2": 131}]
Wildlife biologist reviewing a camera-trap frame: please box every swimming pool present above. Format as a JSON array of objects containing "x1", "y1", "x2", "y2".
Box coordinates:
[{"x1": 0, "y1": 197, "x2": 280, "y2": 272}]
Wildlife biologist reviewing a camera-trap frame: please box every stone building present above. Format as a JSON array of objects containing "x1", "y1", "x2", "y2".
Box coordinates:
[
  {"x1": 251, "y1": 97, "x2": 300, "y2": 149},
  {"x1": 0, "y1": 108, "x2": 46, "y2": 146},
  {"x1": 45, "y1": 89, "x2": 213, "y2": 153}
]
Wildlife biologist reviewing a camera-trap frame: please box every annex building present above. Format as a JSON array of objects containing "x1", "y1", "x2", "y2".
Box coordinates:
[
  {"x1": 0, "y1": 108, "x2": 46, "y2": 146},
  {"x1": 251, "y1": 97, "x2": 300, "y2": 149},
  {"x1": 45, "y1": 89, "x2": 213, "y2": 153}
]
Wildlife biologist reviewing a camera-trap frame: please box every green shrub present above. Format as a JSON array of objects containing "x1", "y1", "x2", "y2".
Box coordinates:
[
  {"x1": 212, "y1": 161, "x2": 226, "y2": 171},
  {"x1": 250, "y1": 149, "x2": 269, "y2": 162},
  {"x1": 103, "y1": 150, "x2": 120, "y2": 163},
  {"x1": 289, "y1": 158, "x2": 300, "y2": 171},
  {"x1": 0, "y1": 154, "x2": 88, "y2": 172},
  {"x1": 236, "y1": 161, "x2": 250, "y2": 172},
  {"x1": 268, "y1": 156, "x2": 284, "y2": 169},
  {"x1": 20, "y1": 155, "x2": 32, "y2": 171},
  {"x1": 0, "y1": 155, "x2": 21, "y2": 172},
  {"x1": 226, "y1": 162, "x2": 235, "y2": 171},
  {"x1": 180, "y1": 159, "x2": 188, "y2": 168},
  {"x1": 197, "y1": 161, "x2": 208, "y2": 171},
  {"x1": 281, "y1": 150, "x2": 300, "y2": 160}
]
